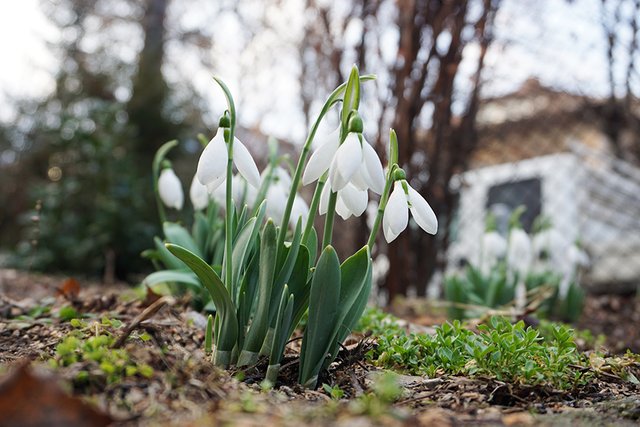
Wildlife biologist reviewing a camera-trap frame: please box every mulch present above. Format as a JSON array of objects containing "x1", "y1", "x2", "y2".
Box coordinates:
[{"x1": 0, "y1": 268, "x2": 639, "y2": 426}]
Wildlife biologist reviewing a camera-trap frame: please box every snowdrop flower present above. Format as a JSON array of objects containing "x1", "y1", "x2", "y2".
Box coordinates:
[
  {"x1": 196, "y1": 128, "x2": 261, "y2": 194},
  {"x1": 303, "y1": 130, "x2": 384, "y2": 194},
  {"x1": 302, "y1": 127, "x2": 340, "y2": 185},
  {"x1": 532, "y1": 228, "x2": 567, "y2": 271},
  {"x1": 382, "y1": 180, "x2": 437, "y2": 243},
  {"x1": 319, "y1": 182, "x2": 368, "y2": 220},
  {"x1": 328, "y1": 133, "x2": 385, "y2": 193},
  {"x1": 233, "y1": 174, "x2": 258, "y2": 209},
  {"x1": 507, "y1": 228, "x2": 532, "y2": 277},
  {"x1": 480, "y1": 231, "x2": 507, "y2": 274},
  {"x1": 189, "y1": 174, "x2": 209, "y2": 211},
  {"x1": 290, "y1": 195, "x2": 309, "y2": 227},
  {"x1": 158, "y1": 168, "x2": 184, "y2": 210},
  {"x1": 558, "y1": 243, "x2": 589, "y2": 299}
]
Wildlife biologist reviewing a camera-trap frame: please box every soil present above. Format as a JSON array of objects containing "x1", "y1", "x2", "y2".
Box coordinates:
[{"x1": 1, "y1": 268, "x2": 639, "y2": 426}]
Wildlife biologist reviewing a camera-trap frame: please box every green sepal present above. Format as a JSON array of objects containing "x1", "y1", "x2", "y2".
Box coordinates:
[{"x1": 341, "y1": 66, "x2": 360, "y2": 128}]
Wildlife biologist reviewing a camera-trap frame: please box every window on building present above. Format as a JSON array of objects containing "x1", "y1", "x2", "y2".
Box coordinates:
[{"x1": 487, "y1": 177, "x2": 542, "y2": 233}]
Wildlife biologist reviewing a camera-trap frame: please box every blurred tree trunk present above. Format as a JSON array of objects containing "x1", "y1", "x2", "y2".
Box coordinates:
[
  {"x1": 386, "y1": 0, "x2": 498, "y2": 300},
  {"x1": 598, "y1": 0, "x2": 640, "y2": 164},
  {"x1": 297, "y1": 0, "x2": 500, "y2": 300},
  {"x1": 127, "y1": 0, "x2": 171, "y2": 164}
]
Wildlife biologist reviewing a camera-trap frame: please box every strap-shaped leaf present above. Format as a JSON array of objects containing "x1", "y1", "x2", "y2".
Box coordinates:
[
  {"x1": 287, "y1": 244, "x2": 311, "y2": 338},
  {"x1": 192, "y1": 212, "x2": 211, "y2": 256},
  {"x1": 166, "y1": 243, "x2": 238, "y2": 366},
  {"x1": 305, "y1": 226, "x2": 318, "y2": 275},
  {"x1": 266, "y1": 286, "x2": 295, "y2": 384},
  {"x1": 331, "y1": 255, "x2": 373, "y2": 356},
  {"x1": 230, "y1": 201, "x2": 266, "y2": 294},
  {"x1": 142, "y1": 270, "x2": 201, "y2": 293},
  {"x1": 299, "y1": 245, "x2": 341, "y2": 388},
  {"x1": 238, "y1": 220, "x2": 277, "y2": 366},
  {"x1": 268, "y1": 219, "x2": 303, "y2": 326},
  {"x1": 164, "y1": 222, "x2": 202, "y2": 257},
  {"x1": 154, "y1": 237, "x2": 184, "y2": 270}
]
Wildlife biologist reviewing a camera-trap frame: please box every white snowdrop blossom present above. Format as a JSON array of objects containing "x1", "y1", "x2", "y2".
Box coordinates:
[
  {"x1": 158, "y1": 168, "x2": 184, "y2": 210},
  {"x1": 382, "y1": 180, "x2": 438, "y2": 243},
  {"x1": 290, "y1": 195, "x2": 309, "y2": 227},
  {"x1": 507, "y1": 228, "x2": 533, "y2": 277},
  {"x1": 303, "y1": 131, "x2": 384, "y2": 195},
  {"x1": 232, "y1": 174, "x2": 258, "y2": 209},
  {"x1": 189, "y1": 174, "x2": 209, "y2": 211},
  {"x1": 480, "y1": 231, "x2": 507, "y2": 274},
  {"x1": 558, "y1": 243, "x2": 589, "y2": 299},
  {"x1": 302, "y1": 127, "x2": 340, "y2": 185},
  {"x1": 196, "y1": 128, "x2": 261, "y2": 194},
  {"x1": 318, "y1": 182, "x2": 368, "y2": 220}
]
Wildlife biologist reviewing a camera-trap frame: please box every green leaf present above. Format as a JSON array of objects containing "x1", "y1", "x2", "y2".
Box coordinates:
[
  {"x1": 327, "y1": 247, "x2": 372, "y2": 362},
  {"x1": 238, "y1": 220, "x2": 277, "y2": 366},
  {"x1": 266, "y1": 286, "x2": 295, "y2": 384},
  {"x1": 305, "y1": 226, "x2": 318, "y2": 274},
  {"x1": 164, "y1": 222, "x2": 202, "y2": 257},
  {"x1": 165, "y1": 243, "x2": 238, "y2": 367},
  {"x1": 269, "y1": 218, "x2": 303, "y2": 325},
  {"x1": 287, "y1": 244, "x2": 311, "y2": 337},
  {"x1": 299, "y1": 246, "x2": 341, "y2": 388},
  {"x1": 142, "y1": 270, "x2": 201, "y2": 293},
  {"x1": 230, "y1": 201, "x2": 266, "y2": 296},
  {"x1": 154, "y1": 237, "x2": 184, "y2": 270}
]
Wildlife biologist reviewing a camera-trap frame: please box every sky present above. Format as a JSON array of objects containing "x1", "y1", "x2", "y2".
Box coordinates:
[{"x1": 0, "y1": 0, "x2": 628, "y2": 140}]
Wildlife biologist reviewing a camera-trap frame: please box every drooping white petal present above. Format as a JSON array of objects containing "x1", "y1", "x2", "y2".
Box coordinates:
[
  {"x1": 335, "y1": 197, "x2": 352, "y2": 220},
  {"x1": 189, "y1": 174, "x2": 208, "y2": 210},
  {"x1": 328, "y1": 160, "x2": 349, "y2": 192},
  {"x1": 211, "y1": 179, "x2": 227, "y2": 206},
  {"x1": 407, "y1": 186, "x2": 438, "y2": 234},
  {"x1": 339, "y1": 184, "x2": 368, "y2": 217},
  {"x1": 302, "y1": 132, "x2": 339, "y2": 185},
  {"x1": 350, "y1": 166, "x2": 371, "y2": 191},
  {"x1": 233, "y1": 138, "x2": 261, "y2": 188},
  {"x1": 507, "y1": 228, "x2": 533, "y2": 276},
  {"x1": 382, "y1": 182, "x2": 408, "y2": 243},
  {"x1": 273, "y1": 166, "x2": 292, "y2": 189},
  {"x1": 205, "y1": 174, "x2": 226, "y2": 195},
  {"x1": 266, "y1": 186, "x2": 287, "y2": 224},
  {"x1": 232, "y1": 174, "x2": 249, "y2": 209},
  {"x1": 319, "y1": 182, "x2": 331, "y2": 215},
  {"x1": 290, "y1": 195, "x2": 309, "y2": 227},
  {"x1": 330, "y1": 133, "x2": 362, "y2": 191},
  {"x1": 196, "y1": 130, "x2": 226, "y2": 187},
  {"x1": 362, "y1": 140, "x2": 385, "y2": 194},
  {"x1": 158, "y1": 169, "x2": 184, "y2": 210}
]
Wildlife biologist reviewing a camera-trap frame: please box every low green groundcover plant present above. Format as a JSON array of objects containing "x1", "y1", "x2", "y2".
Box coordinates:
[
  {"x1": 140, "y1": 67, "x2": 439, "y2": 388},
  {"x1": 358, "y1": 308, "x2": 590, "y2": 390},
  {"x1": 50, "y1": 318, "x2": 154, "y2": 385}
]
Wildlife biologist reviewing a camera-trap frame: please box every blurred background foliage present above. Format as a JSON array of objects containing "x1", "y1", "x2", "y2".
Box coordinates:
[{"x1": 0, "y1": 0, "x2": 639, "y2": 299}]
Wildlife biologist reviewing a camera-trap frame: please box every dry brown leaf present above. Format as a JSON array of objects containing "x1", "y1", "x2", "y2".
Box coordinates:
[
  {"x1": 0, "y1": 361, "x2": 113, "y2": 427},
  {"x1": 56, "y1": 278, "x2": 80, "y2": 302}
]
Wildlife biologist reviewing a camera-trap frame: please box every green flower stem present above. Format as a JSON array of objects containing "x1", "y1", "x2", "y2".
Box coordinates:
[
  {"x1": 276, "y1": 75, "x2": 376, "y2": 253},
  {"x1": 367, "y1": 168, "x2": 396, "y2": 250},
  {"x1": 322, "y1": 191, "x2": 338, "y2": 248},
  {"x1": 302, "y1": 175, "x2": 326, "y2": 245},
  {"x1": 213, "y1": 77, "x2": 237, "y2": 292}
]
